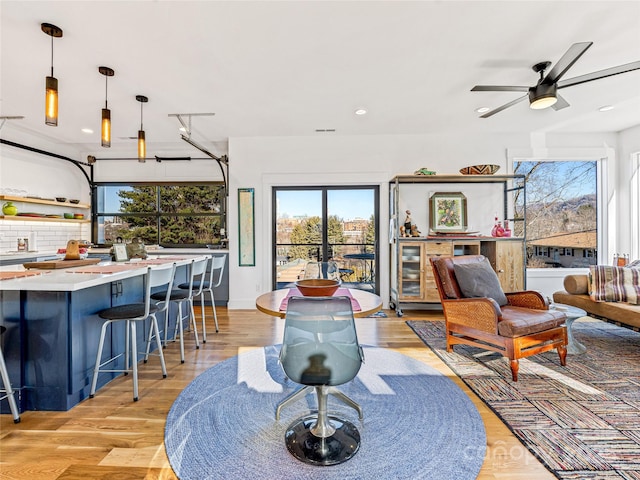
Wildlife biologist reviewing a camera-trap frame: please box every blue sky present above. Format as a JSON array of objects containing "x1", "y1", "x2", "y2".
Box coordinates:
[{"x1": 277, "y1": 189, "x2": 374, "y2": 220}]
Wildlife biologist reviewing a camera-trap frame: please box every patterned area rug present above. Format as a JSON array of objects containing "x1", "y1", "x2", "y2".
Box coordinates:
[
  {"x1": 165, "y1": 345, "x2": 485, "y2": 479},
  {"x1": 407, "y1": 318, "x2": 640, "y2": 479}
]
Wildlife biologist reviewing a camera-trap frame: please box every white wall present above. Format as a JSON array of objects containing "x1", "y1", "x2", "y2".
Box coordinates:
[
  {"x1": 0, "y1": 146, "x2": 92, "y2": 252},
  {"x1": 617, "y1": 124, "x2": 640, "y2": 258},
  {"x1": 1, "y1": 128, "x2": 632, "y2": 306},
  {"x1": 226, "y1": 131, "x2": 620, "y2": 308},
  {"x1": 93, "y1": 158, "x2": 225, "y2": 183}
]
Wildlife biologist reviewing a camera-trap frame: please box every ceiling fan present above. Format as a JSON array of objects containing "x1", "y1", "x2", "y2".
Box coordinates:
[{"x1": 471, "y1": 42, "x2": 640, "y2": 118}]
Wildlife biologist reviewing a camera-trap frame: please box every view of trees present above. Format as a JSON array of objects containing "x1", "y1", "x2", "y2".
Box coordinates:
[
  {"x1": 99, "y1": 184, "x2": 224, "y2": 245},
  {"x1": 288, "y1": 215, "x2": 345, "y2": 260},
  {"x1": 364, "y1": 214, "x2": 375, "y2": 253},
  {"x1": 513, "y1": 160, "x2": 597, "y2": 267}
]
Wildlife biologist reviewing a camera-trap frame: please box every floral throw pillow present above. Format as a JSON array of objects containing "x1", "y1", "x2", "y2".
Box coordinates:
[{"x1": 589, "y1": 265, "x2": 640, "y2": 304}]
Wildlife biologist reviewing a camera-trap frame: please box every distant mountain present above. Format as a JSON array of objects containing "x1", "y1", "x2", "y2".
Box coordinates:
[
  {"x1": 520, "y1": 194, "x2": 597, "y2": 242},
  {"x1": 527, "y1": 194, "x2": 596, "y2": 214}
]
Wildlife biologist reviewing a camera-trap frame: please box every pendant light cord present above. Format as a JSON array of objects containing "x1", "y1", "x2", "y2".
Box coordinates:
[
  {"x1": 50, "y1": 35, "x2": 54, "y2": 77},
  {"x1": 105, "y1": 75, "x2": 108, "y2": 109}
]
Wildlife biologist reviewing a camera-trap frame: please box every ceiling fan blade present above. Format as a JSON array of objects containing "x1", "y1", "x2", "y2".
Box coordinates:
[
  {"x1": 480, "y1": 95, "x2": 528, "y2": 118},
  {"x1": 543, "y1": 42, "x2": 593, "y2": 84},
  {"x1": 551, "y1": 94, "x2": 570, "y2": 111},
  {"x1": 558, "y1": 60, "x2": 640, "y2": 89},
  {"x1": 471, "y1": 85, "x2": 529, "y2": 92}
]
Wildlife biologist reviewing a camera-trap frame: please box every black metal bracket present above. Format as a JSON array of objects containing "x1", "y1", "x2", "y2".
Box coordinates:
[{"x1": 0, "y1": 138, "x2": 94, "y2": 188}]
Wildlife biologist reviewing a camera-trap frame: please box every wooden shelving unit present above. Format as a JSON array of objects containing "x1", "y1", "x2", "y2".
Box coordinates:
[
  {"x1": 0, "y1": 215, "x2": 90, "y2": 223},
  {"x1": 0, "y1": 195, "x2": 90, "y2": 209},
  {"x1": 389, "y1": 174, "x2": 527, "y2": 316},
  {"x1": 1, "y1": 195, "x2": 90, "y2": 223}
]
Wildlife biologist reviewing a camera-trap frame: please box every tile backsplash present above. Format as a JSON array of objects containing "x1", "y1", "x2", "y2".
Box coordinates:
[{"x1": 0, "y1": 221, "x2": 91, "y2": 253}]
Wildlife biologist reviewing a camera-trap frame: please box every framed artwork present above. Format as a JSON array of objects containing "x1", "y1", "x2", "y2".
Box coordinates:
[
  {"x1": 113, "y1": 244, "x2": 129, "y2": 262},
  {"x1": 429, "y1": 192, "x2": 467, "y2": 233},
  {"x1": 238, "y1": 188, "x2": 255, "y2": 266}
]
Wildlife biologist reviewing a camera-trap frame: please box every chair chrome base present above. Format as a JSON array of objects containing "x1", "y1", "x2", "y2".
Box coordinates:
[{"x1": 284, "y1": 414, "x2": 360, "y2": 466}]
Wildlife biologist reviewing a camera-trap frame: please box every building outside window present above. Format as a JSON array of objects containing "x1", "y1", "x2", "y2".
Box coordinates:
[{"x1": 513, "y1": 160, "x2": 598, "y2": 268}]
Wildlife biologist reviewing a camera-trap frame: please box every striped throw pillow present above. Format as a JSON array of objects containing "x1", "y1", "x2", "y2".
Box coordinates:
[{"x1": 589, "y1": 265, "x2": 640, "y2": 304}]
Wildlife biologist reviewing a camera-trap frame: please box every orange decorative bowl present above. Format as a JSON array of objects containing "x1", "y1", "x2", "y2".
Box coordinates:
[{"x1": 295, "y1": 279, "x2": 341, "y2": 297}]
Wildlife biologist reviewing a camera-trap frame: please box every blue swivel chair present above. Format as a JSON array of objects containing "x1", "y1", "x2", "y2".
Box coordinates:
[{"x1": 276, "y1": 295, "x2": 364, "y2": 466}]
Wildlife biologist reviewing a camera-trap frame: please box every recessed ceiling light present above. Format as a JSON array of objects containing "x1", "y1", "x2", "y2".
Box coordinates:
[
  {"x1": 598, "y1": 105, "x2": 614, "y2": 112},
  {"x1": 81, "y1": 128, "x2": 93, "y2": 134},
  {"x1": 354, "y1": 108, "x2": 367, "y2": 115},
  {"x1": 475, "y1": 107, "x2": 490, "y2": 113}
]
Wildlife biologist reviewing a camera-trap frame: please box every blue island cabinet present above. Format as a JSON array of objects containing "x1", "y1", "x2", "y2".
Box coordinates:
[
  {"x1": 0, "y1": 260, "x2": 195, "y2": 412},
  {"x1": 6, "y1": 275, "x2": 143, "y2": 411}
]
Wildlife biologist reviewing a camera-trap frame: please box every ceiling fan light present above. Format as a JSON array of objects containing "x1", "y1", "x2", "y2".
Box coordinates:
[
  {"x1": 530, "y1": 95, "x2": 557, "y2": 110},
  {"x1": 529, "y1": 84, "x2": 558, "y2": 110}
]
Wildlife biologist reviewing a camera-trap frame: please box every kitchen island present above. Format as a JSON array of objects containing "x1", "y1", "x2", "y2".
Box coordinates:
[{"x1": 0, "y1": 255, "x2": 209, "y2": 412}]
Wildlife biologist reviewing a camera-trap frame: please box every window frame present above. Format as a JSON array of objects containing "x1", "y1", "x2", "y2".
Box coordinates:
[
  {"x1": 508, "y1": 152, "x2": 608, "y2": 269},
  {"x1": 631, "y1": 152, "x2": 640, "y2": 261},
  {"x1": 92, "y1": 181, "x2": 226, "y2": 247}
]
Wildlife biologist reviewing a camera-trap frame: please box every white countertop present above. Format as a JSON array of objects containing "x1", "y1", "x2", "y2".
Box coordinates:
[
  {"x1": 0, "y1": 255, "x2": 208, "y2": 292},
  {"x1": 86, "y1": 247, "x2": 229, "y2": 255},
  {"x1": 0, "y1": 247, "x2": 228, "y2": 262},
  {"x1": 0, "y1": 250, "x2": 60, "y2": 261}
]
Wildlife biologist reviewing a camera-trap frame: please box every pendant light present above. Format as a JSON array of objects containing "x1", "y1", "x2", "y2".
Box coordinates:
[
  {"x1": 41, "y1": 23, "x2": 63, "y2": 126},
  {"x1": 136, "y1": 95, "x2": 148, "y2": 162},
  {"x1": 99, "y1": 67, "x2": 114, "y2": 147}
]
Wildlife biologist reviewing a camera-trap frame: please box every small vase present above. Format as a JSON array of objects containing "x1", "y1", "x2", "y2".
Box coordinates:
[{"x1": 503, "y1": 220, "x2": 512, "y2": 237}]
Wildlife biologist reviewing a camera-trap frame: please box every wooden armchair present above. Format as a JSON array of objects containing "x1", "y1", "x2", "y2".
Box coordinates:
[{"x1": 430, "y1": 255, "x2": 567, "y2": 381}]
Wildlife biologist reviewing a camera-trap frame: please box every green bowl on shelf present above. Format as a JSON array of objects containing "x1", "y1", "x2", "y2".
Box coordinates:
[{"x1": 63, "y1": 213, "x2": 74, "y2": 219}]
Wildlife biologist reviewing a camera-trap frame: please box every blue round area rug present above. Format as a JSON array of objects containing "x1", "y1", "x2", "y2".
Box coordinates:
[{"x1": 165, "y1": 346, "x2": 486, "y2": 479}]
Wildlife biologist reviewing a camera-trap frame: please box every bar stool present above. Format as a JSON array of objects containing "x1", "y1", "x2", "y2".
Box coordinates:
[
  {"x1": 154, "y1": 256, "x2": 208, "y2": 363},
  {"x1": 90, "y1": 263, "x2": 173, "y2": 402},
  {"x1": 144, "y1": 262, "x2": 178, "y2": 363},
  {"x1": 178, "y1": 255, "x2": 226, "y2": 341},
  {"x1": 0, "y1": 326, "x2": 20, "y2": 423}
]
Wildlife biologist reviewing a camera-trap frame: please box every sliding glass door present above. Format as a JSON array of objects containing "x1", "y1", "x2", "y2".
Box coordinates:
[{"x1": 273, "y1": 186, "x2": 379, "y2": 293}]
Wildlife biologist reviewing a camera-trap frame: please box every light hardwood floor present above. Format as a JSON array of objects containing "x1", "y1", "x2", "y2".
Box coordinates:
[{"x1": 0, "y1": 307, "x2": 554, "y2": 479}]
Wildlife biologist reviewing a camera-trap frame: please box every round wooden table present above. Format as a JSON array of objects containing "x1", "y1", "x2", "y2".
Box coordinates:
[{"x1": 256, "y1": 288, "x2": 383, "y2": 318}]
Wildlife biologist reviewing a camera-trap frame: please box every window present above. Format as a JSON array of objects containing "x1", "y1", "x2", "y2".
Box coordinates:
[
  {"x1": 273, "y1": 186, "x2": 379, "y2": 292},
  {"x1": 513, "y1": 160, "x2": 598, "y2": 268},
  {"x1": 632, "y1": 152, "x2": 640, "y2": 261},
  {"x1": 93, "y1": 183, "x2": 225, "y2": 246}
]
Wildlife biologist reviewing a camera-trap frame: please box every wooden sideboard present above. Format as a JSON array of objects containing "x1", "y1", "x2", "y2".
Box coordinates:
[{"x1": 394, "y1": 237, "x2": 524, "y2": 309}]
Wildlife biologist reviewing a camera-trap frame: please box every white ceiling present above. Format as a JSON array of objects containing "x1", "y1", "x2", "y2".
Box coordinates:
[{"x1": 1, "y1": 1, "x2": 639, "y2": 160}]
